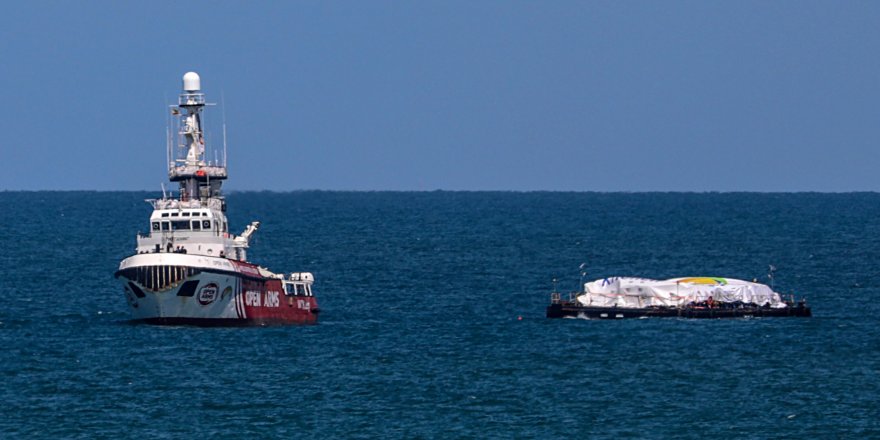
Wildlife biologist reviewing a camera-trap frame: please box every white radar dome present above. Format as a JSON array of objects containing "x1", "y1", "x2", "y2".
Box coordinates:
[{"x1": 182, "y1": 72, "x2": 201, "y2": 92}]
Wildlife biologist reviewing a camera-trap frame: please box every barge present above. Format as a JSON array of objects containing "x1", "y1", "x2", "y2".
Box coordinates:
[{"x1": 546, "y1": 276, "x2": 811, "y2": 319}]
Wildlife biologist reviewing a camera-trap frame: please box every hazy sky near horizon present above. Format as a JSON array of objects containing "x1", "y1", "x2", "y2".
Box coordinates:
[{"x1": 1, "y1": 1, "x2": 879, "y2": 191}]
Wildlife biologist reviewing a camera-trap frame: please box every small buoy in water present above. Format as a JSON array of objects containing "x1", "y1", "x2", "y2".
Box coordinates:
[{"x1": 517, "y1": 316, "x2": 522, "y2": 321}]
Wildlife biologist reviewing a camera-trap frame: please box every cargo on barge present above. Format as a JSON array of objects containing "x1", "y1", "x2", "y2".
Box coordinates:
[{"x1": 546, "y1": 275, "x2": 811, "y2": 319}]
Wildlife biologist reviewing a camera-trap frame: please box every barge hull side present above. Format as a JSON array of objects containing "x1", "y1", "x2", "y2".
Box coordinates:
[{"x1": 546, "y1": 303, "x2": 812, "y2": 319}]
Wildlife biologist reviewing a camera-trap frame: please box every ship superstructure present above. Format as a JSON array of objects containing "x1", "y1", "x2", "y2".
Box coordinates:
[{"x1": 115, "y1": 72, "x2": 319, "y2": 325}]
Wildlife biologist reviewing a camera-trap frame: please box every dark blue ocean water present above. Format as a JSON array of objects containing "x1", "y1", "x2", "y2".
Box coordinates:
[{"x1": 1, "y1": 192, "x2": 878, "y2": 438}]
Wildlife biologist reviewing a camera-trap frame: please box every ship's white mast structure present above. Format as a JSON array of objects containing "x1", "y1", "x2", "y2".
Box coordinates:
[{"x1": 135, "y1": 72, "x2": 255, "y2": 261}]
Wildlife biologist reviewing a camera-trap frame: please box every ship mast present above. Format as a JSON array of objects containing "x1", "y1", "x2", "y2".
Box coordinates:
[{"x1": 168, "y1": 72, "x2": 227, "y2": 203}]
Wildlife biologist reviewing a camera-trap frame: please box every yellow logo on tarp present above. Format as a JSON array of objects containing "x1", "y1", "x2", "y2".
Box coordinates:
[{"x1": 677, "y1": 277, "x2": 727, "y2": 285}]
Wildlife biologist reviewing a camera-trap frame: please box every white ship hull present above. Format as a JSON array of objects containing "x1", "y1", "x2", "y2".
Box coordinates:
[
  {"x1": 117, "y1": 253, "x2": 318, "y2": 326},
  {"x1": 122, "y1": 271, "x2": 240, "y2": 321}
]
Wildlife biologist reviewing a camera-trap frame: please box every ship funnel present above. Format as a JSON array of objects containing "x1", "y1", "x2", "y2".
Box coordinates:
[{"x1": 183, "y1": 72, "x2": 201, "y2": 92}]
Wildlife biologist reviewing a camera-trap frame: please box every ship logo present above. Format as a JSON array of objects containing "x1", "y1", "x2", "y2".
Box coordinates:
[{"x1": 198, "y1": 283, "x2": 219, "y2": 305}]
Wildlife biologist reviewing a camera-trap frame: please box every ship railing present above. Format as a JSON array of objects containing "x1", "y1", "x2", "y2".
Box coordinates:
[
  {"x1": 149, "y1": 197, "x2": 228, "y2": 212},
  {"x1": 169, "y1": 164, "x2": 227, "y2": 179},
  {"x1": 150, "y1": 198, "x2": 206, "y2": 210},
  {"x1": 550, "y1": 292, "x2": 561, "y2": 304},
  {"x1": 205, "y1": 198, "x2": 223, "y2": 210},
  {"x1": 178, "y1": 93, "x2": 205, "y2": 106}
]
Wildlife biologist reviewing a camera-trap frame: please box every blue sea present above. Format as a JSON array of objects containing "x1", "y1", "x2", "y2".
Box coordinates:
[{"x1": 1, "y1": 192, "x2": 878, "y2": 438}]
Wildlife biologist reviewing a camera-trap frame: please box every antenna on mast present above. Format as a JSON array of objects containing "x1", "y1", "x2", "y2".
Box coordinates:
[
  {"x1": 166, "y1": 126, "x2": 171, "y2": 169},
  {"x1": 167, "y1": 72, "x2": 228, "y2": 201},
  {"x1": 222, "y1": 91, "x2": 228, "y2": 167},
  {"x1": 165, "y1": 93, "x2": 171, "y2": 171}
]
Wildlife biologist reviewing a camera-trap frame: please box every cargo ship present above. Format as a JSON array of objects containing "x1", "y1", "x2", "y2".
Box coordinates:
[
  {"x1": 115, "y1": 72, "x2": 319, "y2": 326},
  {"x1": 547, "y1": 275, "x2": 810, "y2": 319}
]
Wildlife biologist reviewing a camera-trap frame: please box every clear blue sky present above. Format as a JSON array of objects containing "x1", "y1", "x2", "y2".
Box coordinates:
[{"x1": 1, "y1": 1, "x2": 878, "y2": 191}]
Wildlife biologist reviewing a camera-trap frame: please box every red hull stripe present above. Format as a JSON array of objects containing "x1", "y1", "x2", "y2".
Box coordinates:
[{"x1": 233, "y1": 293, "x2": 240, "y2": 318}]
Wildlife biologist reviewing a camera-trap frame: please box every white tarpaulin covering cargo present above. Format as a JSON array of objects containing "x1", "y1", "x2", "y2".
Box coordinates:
[{"x1": 577, "y1": 277, "x2": 787, "y2": 308}]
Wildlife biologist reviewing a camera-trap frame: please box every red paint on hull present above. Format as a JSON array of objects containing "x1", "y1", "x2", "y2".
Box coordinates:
[{"x1": 238, "y1": 273, "x2": 319, "y2": 324}]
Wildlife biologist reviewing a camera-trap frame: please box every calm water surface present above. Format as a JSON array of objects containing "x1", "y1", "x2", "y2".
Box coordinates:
[{"x1": 0, "y1": 192, "x2": 878, "y2": 438}]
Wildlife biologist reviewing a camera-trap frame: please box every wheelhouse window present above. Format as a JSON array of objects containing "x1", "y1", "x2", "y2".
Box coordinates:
[
  {"x1": 283, "y1": 283, "x2": 310, "y2": 296},
  {"x1": 182, "y1": 212, "x2": 190, "y2": 217},
  {"x1": 192, "y1": 220, "x2": 201, "y2": 230},
  {"x1": 171, "y1": 213, "x2": 179, "y2": 217},
  {"x1": 161, "y1": 221, "x2": 170, "y2": 231},
  {"x1": 171, "y1": 220, "x2": 191, "y2": 230},
  {"x1": 161, "y1": 213, "x2": 169, "y2": 218}
]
